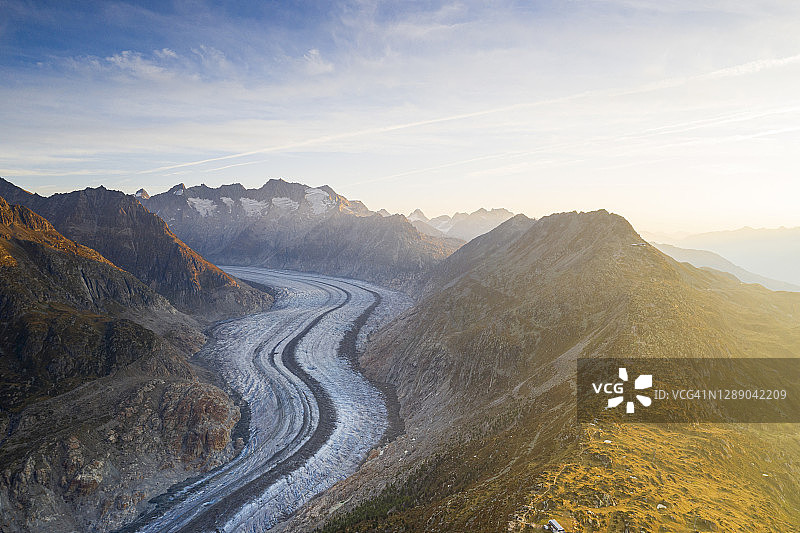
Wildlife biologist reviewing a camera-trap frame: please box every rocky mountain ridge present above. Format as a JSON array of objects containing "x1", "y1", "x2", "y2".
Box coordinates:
[
  {"x1": 0, "y1": 178, "x2": 272, "y2": 321},
  {"x1": 139, "y1": 179, "x2": 462, "y2": 288},
  {"x1": 286, "y1": 209, "x2": 800, "y2": 532},
  {"x1": 0, "y1": 195, "x2": 243, "y2": 532}
]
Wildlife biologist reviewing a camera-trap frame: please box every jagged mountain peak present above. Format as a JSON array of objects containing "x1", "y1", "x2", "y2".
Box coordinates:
[
  {"x1": 134, "y1": 188, "x2": 150, "y2": 199},
  {"x1": 145, "y1": 179, "x2": 371, "y2": 221},
  {"x1": 0, "y1": 176, "x2": 31, "y2": 194},
  {"x1": 407, "y1": 208, "x2": 428, "y2": 222},
  {"x1": 168, "y1": 183, "x2": 186, "y2": 195},
  {"x1": 501, "y1": 209, "x2": 646, "y2": 274},
  {"x1": 137, "y1": 179, "x2": 460, "y2": 287},
  {"x1": 318, "y1": 184, "x2": 338, "y2": 197},
  {"x1": 421, "y1": 209, "x2": 649, "y2": 300},
  {"x1": 530, "y1": 208, "x2": 639, "y2": 242},
  {"x1": 410, "y1": 205, "x2": 517, "y2": 241}
]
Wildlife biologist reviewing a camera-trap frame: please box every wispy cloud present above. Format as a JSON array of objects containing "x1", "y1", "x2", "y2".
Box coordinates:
[
  {"x1": 303, "y1": 48, "x2": 334, "y2": 75},
  {"x1": 701, "y1": 54, "x2": 800, "y2": 79},
  {"x1": 137, "y1": 93, "x2": 590, "y2": 174},
  {"x1": 133, "y1": 51, "x2": 800, "y2": 175},
  {"x1": 55, "y1": 45, "x2": 235, "y2": 83}
]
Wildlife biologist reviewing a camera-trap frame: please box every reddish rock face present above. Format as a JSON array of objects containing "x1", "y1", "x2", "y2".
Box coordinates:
[{"x1": 158, "y1": 382, "x2": 240, "y2": 465}]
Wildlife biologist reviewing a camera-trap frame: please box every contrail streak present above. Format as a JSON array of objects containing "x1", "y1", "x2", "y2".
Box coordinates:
[{"x1": 136, "y1": 53, "x2": 800, "y2": 175}]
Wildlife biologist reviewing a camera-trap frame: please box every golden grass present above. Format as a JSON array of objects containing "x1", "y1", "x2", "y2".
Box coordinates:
[{"x1": 510, "y1": 423, "x2": 800, "y2": 532}]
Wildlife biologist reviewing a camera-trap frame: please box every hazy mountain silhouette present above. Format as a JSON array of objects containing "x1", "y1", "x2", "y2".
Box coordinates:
[{"x1": 676, "y1": 226, "x2": 800, "y2": 286}]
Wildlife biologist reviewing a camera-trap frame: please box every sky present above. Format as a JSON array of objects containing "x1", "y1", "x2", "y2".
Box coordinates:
[{"x1": 2, "y1": 0, "x2": 800, "y2": 234}]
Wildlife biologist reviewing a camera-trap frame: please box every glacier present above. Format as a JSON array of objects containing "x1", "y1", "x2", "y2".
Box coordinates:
[{"x1": 127, "y1": 268, "x2": 411, "y2": 533}]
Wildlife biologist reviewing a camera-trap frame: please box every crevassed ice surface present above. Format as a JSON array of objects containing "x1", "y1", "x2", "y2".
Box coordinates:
[{"x1": 134, "y1": 268, "x2": 411, "y2": 533}]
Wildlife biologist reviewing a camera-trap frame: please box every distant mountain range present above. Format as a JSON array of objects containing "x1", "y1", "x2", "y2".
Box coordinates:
[
  {"x1": 138, "y1": 179, "x2": 463, "y2": 288},
  {"x1": 656, "y1": 226, "x2": 800, "y2": 287},
  {"x1": 405, "y1": 207, "x2": 516, "y2": 242}
]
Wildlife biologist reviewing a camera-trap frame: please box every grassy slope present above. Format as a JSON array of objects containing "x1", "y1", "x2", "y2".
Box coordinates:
[{"x1": 510, "y1": 423, "x2": 800, "y2": 531}]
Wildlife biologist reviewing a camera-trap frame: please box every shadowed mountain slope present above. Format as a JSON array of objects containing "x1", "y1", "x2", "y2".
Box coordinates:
[
  {"x1": 0, "y1": 196, "x2": 178, "y2": 410},
  {"x1": 0, "y1": 178, "x2": 271, "y2": 320}
]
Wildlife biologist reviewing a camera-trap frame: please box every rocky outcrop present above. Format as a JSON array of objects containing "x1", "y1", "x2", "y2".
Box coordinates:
[
  {"x1": 0, "y1": 377, "x2": 240, "y2": 532},
  {"x1": 158, "y1": 382, "x2": 240, "y2": 462},
  {"x1": 0, "y1": 178, "x2": 272, "y2": 321},
  {"x1": 139, "y1": 179, "x2": 462, "y2": 288}
]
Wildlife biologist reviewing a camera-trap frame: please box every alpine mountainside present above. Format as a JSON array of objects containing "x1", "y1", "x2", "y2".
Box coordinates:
[
  {"x1": 0, "y1": 196, "x2": 243, "y2": 532},
  {"x1": 407, "y1": 207, "x2": 516, "y2": 241},
  {"x1": 138, "y1": 179, "x2": 462, "y2": 287},
  {"x1": 285, "y1": 210, "x2": 800, "y2": 532},
  {"x1": 0, "y1": 178, "x2": 271, "y2": 320}
]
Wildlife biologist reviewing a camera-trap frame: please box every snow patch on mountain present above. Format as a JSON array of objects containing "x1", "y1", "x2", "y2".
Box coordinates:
[
  {"x1": 272, "y1": 197, "x2": 299, "y2": 211},
  {"x1": 220, "y1": 196, "x2": 234, "y2": 211},
  {"x1": 305, "y1": 188, "x2": 333, "y2": 215},
  {"x1": 187, "y1": 197, "x2": 217, "y2": 217},
  {"x1": 241, "y1": 197, "x2": 270, "y2": 216}
]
